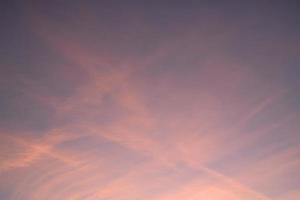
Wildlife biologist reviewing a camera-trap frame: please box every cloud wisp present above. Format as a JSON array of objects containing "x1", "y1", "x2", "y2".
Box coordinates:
[{"x1": 0, "y1": 1, "x2": 299, "y2": 200}]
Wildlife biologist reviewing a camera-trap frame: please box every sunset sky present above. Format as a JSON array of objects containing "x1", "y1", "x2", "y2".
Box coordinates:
[{"x1": 0, "y1": 1, "x2": 300, "y2": 200}]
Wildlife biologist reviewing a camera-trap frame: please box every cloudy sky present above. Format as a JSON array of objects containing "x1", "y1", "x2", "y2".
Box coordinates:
[{"x1": 0, "y1": 1, "x2": 300, "y2": 200}]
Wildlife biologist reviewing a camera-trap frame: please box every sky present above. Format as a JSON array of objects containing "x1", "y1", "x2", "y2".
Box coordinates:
[{"x1": 0, "y1": 1, "x2": 300, "y2": 200}]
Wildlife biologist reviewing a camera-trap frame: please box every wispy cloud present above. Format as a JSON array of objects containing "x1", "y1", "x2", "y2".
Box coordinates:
[{"x1": 0, "y1": 1, "x2": 299, "y2": 199}]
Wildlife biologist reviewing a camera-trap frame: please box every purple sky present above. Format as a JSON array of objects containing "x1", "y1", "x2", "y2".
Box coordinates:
[{"x1": 0, "y1": 1, "x2": 300, "y2": 200}]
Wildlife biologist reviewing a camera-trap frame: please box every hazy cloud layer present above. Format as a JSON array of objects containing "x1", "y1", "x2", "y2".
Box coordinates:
[{"x1": 0, "y1": 1, "x2": 299, "y2": 200}]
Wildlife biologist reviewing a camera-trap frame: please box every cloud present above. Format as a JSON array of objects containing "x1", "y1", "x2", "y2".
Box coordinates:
[{"x1": 1, "y1": 2, "x2": 299, "y2": 199}]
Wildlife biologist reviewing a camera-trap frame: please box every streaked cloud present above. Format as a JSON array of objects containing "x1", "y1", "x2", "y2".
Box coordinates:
[{"x1": 0, "y1": 1, "x2": 299, "y2": 200}]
